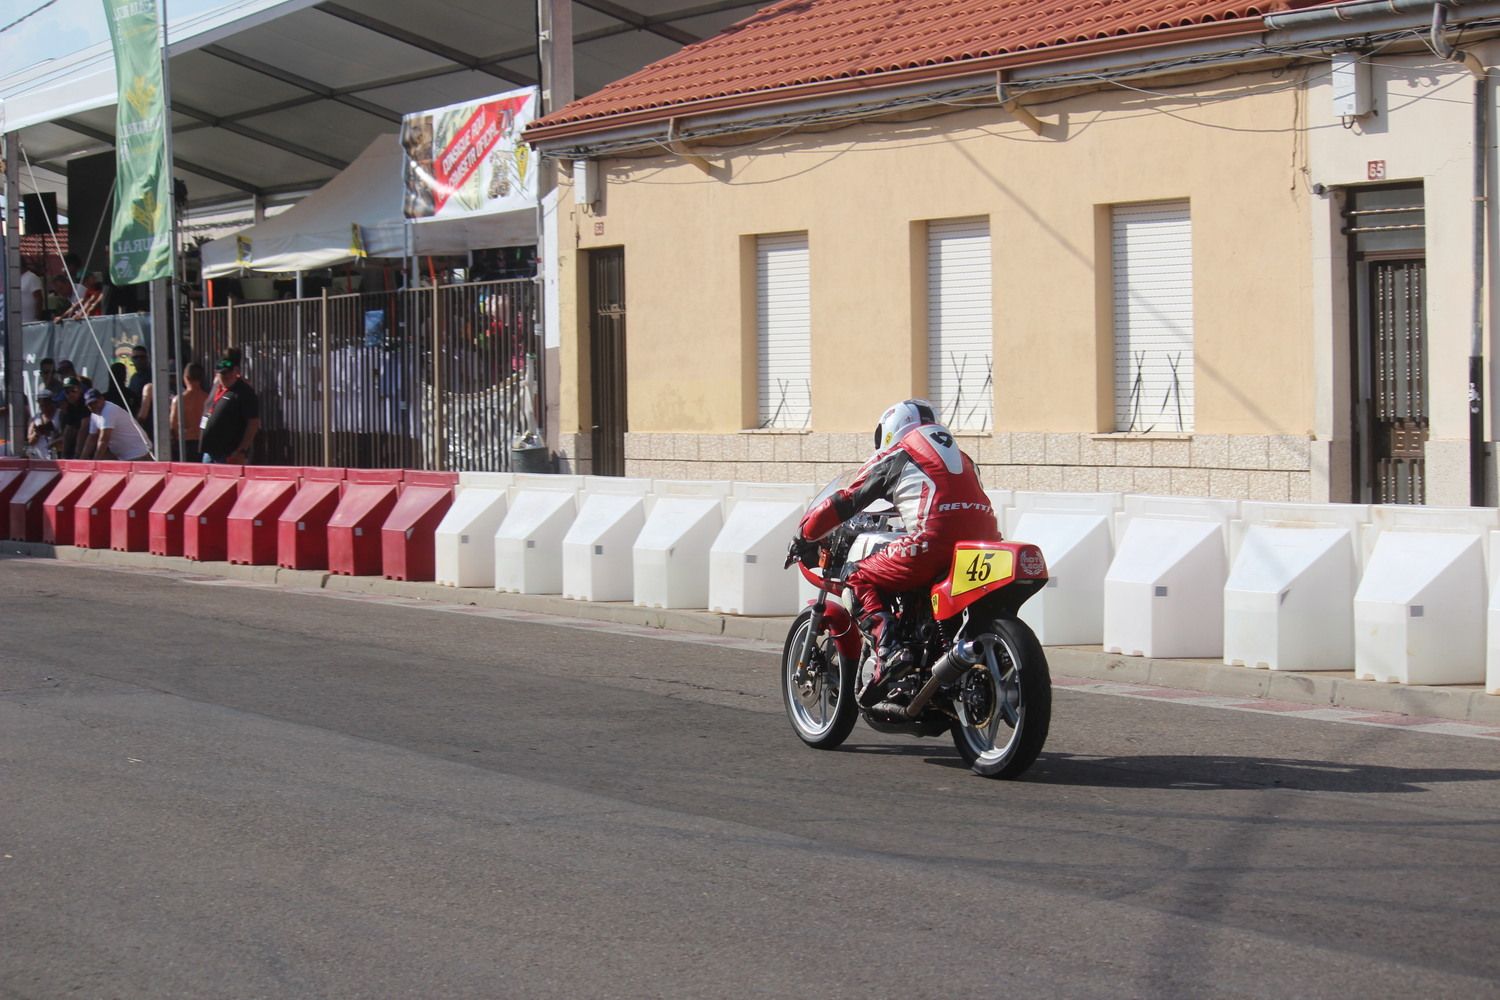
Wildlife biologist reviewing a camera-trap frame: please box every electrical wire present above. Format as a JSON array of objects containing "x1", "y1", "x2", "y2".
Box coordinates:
[{"x1": 0, "y1": 0, "x2": 60, "y2": 36}]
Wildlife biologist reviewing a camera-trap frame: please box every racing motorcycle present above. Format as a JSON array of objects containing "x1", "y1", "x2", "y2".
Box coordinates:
[{"x1": 781, "y1": 474, "x2": 1052, "y2": 779}]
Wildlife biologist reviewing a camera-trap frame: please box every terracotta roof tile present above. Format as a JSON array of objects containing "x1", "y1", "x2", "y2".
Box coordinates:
[{"x1": 531, "y1": 0, "x2": 1329, "y2": 139}]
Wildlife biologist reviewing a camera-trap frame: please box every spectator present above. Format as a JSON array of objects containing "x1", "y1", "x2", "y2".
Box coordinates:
[
  {"x1": 46, "y1": 274, "x2": 75, "y2": 318},
  {"x1": 19, "y1": 258, "x2": 44, "y2": 323},
  {"x1": 56, "y1": 377, "x2": 89, "y2": 458},
  {"x1": 103, "y1": 362, "x2": 132, "y2": 413},
  {"x1": 26, "y1": 392, "x2": 62, "y2": 459},
  {"x1": 60, "y1": 274, "x2": 104, "y2": 319},
  {"x1": 35, "y1": 357, "x2": 61, "y2": 397},
  {"x1": 168, "y1": 362, "x2": 207, "y2": 462},
  {"x1": 80, "y1": 387, "x2": 152, "y2": 461},
  {"x1": 127, "y1": 344, "x2": 151, "y2": 408},
  {"x1": 55, "y1": 359, "x2": 91, "y2": 389},
  {"x1": 200, "y1": 351, "x2": 259, "y2": 465},
  {"x1": 137, "y1": 380, "x2": 154, "y2": 435}
]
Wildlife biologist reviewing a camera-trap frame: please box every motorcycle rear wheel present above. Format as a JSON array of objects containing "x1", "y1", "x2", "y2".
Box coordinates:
[
  {"x1": 781, "y1": 609, "x2": 859, "y2": 749},
  {"x1": 949, "y1": 616, "x2": 1051, "y2": 779}
]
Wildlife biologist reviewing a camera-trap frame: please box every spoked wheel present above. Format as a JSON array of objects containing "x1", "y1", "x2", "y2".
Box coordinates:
[
  {"x1": 950, "y1": 616, "x2": 1051, "y2": 779},
  {"x1": 781, "y1": 609, "x2": 859, "y2": 749}
]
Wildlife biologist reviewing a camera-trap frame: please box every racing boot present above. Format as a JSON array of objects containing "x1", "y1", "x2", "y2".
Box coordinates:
[{"x1": 857, "y1": 609, "x2": 913, "y2": 707}]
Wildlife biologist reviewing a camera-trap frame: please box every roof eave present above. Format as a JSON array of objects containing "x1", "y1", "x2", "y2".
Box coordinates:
[{"x1": 525, "y1": 16, "x2": 1267, "y2": 147}]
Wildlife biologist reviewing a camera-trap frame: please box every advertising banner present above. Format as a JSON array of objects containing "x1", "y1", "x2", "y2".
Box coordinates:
[
  {"x1": 103, "y1": 0, "x2": 173, "y2": 284},
  {"x1": 401, "y1": 87, "x2": 538, "y2": 221}
]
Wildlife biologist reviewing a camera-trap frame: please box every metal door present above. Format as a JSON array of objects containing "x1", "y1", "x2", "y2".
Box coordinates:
[
  {"x1": 588, "y1": 248, "x2": 627, "y2": 476},
  {"x1": 1345, "y1": 184, "x2": 1426, "y2": 504},
  {"x1": 1368, "y1": 259, "x2": 1428, "y2": 503}
]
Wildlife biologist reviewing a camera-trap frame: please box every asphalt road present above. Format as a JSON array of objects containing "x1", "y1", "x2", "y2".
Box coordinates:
[{"x1": 3, "y1": 557, "x2": 1500, "y2": 999}]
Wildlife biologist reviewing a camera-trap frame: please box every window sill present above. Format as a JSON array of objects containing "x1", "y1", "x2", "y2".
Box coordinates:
[{"x1": 1091, "y1": 432, "x2": 1193, "y2": 441}]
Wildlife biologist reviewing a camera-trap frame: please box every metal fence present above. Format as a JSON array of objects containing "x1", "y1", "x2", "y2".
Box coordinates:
[{"x1": 190, "y1": 278, "x2": 540, "y2": 470}]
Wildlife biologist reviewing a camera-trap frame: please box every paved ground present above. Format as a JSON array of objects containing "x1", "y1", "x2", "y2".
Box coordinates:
[{"x1": 4, "y1": 558, "x2": 1500, "y2": 998}]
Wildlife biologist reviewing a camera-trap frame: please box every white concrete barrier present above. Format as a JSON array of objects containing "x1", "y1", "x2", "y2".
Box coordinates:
[
  {"x1": 709, "y1": 482, "x2": 815, "y2": 616},
  {"x1": 435, "y1": 472, "x2": 515, "y2": 587},
  {"x1": 634, "y1": 480, "x2": 731, "y2": 609},
  {"x1": 1487, "y1": 531, "x2": 1500, "y2": 695},
  {"x1": 561, "y1": 477, "x2": 653, "y2": 602},
  {"x1": 984, "y1": 488, "x2": 1013, "y2": 528},
  {"x1": 1104, "y1": 496, "x2": 1239, "y2": 658},
  {"x1": 1354, "y1": 506, "x2": 1496, "y2": 685},
  {"x1": 1223, "y1": 502, "x2": 1370, "y2": 671},
  {"x1": 1005, "y1": 492, "x2": 1122, "y2": 645},
  {"x1": 493, "y1": 475, "x2": 585, "y2": 595}
]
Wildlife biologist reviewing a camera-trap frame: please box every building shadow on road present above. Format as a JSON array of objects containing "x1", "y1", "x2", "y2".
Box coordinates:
[
  {"x1": 835, "y1": 746, "x2": 1500, "y2": 793},
  {"x1": 1021, "y1": 752, "x2": 1500, "y2": 794}
]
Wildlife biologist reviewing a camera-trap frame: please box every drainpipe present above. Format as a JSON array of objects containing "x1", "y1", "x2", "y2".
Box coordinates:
[{"x1": 1432, "y1": 5, "x2": 1489, "y2": 504}]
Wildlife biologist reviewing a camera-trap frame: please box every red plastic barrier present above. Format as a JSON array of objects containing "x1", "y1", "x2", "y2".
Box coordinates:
[
  {"x1": 226, "y1": 466, "x2": 303, "y2": 565},
  {"x1": 183, "y1": 465, "x2": 244, "y2": 562},
  {"x1": 73, "y1": 461, "x2": 132, "y2": 548},
  {"x1": 0, "y1": 459, "x2": 28, "y2": 515},
  {"x1": 277, "y1": 467, "x2": 347, "y2": 571},
  {"x1": 111, "y1": 462, "x2": 170, "y2": 552},
  {"x1": 149, "y1": 464, "x2": 208, "y2": 556},
  {"x1": 382, "y1": 470, "x2": 458, "y2": 581},
  {"x1": 42, "y1": 460, "x2": 96, "y2": 545},
  {"x1": 327, "y1": 469, "x2": 403, "y2": 576},
  {"x1": 7, "y1": 461, "x2": 57, "y2": 541}
]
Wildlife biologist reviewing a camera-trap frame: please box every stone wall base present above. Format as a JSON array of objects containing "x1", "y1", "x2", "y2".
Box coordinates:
[{"x1": 615, "y1": 431, "x2": 1317, "y2": 502}]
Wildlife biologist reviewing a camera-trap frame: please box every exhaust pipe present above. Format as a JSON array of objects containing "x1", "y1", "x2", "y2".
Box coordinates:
[{"x1": 899, "y1": 637, "x2": 991, "y2": 719}]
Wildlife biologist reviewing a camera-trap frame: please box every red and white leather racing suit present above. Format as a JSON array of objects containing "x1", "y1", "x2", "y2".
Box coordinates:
[{"x1": 799, "y1": 423, "x2": 999, "y2": 621}]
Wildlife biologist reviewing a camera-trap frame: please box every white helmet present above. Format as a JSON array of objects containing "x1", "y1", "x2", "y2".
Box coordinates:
[{"x1": 873, "y1": 398, "x2": 936, "y2": 450}]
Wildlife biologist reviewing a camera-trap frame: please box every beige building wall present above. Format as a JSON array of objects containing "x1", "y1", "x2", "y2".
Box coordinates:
[
  {"x1": 1306, "y1": 47, "x2": 1495, "y2": 505},
  {"x1": 554, "y1": 69, "x2": 1319, "y2": 499}
]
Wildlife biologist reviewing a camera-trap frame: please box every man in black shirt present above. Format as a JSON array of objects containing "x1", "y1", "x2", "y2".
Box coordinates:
[
  {"x1": 200, "y1": 353, "x2": 260, "y2": 464},
  {"x1": 56, "y1": 377, "x2": 90, "y2": 458},
  {"x1": 127, "y1": 344, "x2": 151, "y2": 412}
]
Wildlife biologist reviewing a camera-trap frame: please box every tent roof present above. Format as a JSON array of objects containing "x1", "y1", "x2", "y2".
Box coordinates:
[
  {"x1": 2, "y1": 0, "x2": 774, "y2": 217},
  {"x1": 199, "y1": 131, "x2": 537, "y2": 277}
]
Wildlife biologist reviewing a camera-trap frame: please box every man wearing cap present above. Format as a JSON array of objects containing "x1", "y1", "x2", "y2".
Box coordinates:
[
  {"x1": 80, "y1": 388, "x2": 152, "y2": 461},
  {"x1": 200, "y1": 352, "x2": 260, "y2": 464}
]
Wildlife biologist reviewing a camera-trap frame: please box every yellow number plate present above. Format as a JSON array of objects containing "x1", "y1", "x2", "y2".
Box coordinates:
[{"x1": 950, "y1": 547, "x2": 1013, "y2": 597}]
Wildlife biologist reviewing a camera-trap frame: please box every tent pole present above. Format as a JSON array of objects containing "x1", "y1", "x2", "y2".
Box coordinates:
[
  {"x1": 321, "y1": 287, "x2": 331, "y2": 467},
  {"x1": 4, "y1": 133, "x2": 23, "y2": 456},
  {"x1": 151, "y1": 0, "x2": 179, "y2": 455}
]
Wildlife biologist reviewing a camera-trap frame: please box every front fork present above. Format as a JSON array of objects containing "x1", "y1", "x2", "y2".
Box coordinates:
[{"x1": 794, "y1": 585, "x2": 837, "y2": 695}]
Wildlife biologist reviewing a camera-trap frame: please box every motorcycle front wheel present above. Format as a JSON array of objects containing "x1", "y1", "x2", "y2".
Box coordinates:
[
  {"x1": 950, "y1": 616, "x2": 1051, "y2": 779},
  {"x1": 781, "y1": 609, "x2": 859, "y2": 749}
]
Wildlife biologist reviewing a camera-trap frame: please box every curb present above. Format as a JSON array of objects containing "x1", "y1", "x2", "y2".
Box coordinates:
[{"x1": 5, "y1": 540, "x2": 1496, "y2": 726}]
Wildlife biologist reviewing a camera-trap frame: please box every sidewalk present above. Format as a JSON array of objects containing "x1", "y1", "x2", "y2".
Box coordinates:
[{"x1": 6, "y1": 539, "x2": 1499, "y2": 728}]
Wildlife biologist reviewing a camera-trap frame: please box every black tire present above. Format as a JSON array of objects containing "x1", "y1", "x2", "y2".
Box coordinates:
[
  {"x1": 781, "y1": 609, "x2": 859, "y2": 749},
  {"x1": 949, "y1": 616, "x2": 1051, "y2": 779}
]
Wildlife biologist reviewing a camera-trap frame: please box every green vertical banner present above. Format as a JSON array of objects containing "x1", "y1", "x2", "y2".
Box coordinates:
[{"x1": 105, "y1": 0, "x2": 173, "y2": 284}]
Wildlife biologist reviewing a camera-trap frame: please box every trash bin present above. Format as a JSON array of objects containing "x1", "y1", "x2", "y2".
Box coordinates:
[{"x1": 510, "y1": 431, "x2": 552, "y2": 474}]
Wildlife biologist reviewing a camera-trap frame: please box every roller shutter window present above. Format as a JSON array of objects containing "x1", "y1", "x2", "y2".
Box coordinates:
[
  {"x1": 1113, "y1": 201, "x2": 1194, "y2": 433},
  {"x1": 757, "y1": 232, "x2": 811, "y2": 429},
  {"x1": 927, "y1": 218, "x2": 993, "y2": 432}
]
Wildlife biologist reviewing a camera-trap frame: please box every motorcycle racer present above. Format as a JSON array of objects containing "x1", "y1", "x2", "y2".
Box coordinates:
[{"x1": 794, "y1": 399, "x2": 999, "y2": 699}]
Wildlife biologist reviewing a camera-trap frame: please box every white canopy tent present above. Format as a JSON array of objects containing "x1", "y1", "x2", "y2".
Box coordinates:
[{"x1": 198, "y1": 132, "x2": 536, "y2": 278}]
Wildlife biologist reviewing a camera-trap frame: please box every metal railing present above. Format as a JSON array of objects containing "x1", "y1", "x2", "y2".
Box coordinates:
[{"x1": 190, "y1": 278, "x2": 540, "y2": 470}]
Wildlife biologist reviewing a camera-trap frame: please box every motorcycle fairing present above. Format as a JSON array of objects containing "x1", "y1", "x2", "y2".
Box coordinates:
[
  {"x1": 807, "y1": 597, "x2": 863, "y2": 662},
  {"x1": 930, "y1": 540, "x2": 1048, "y2": 620}
]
